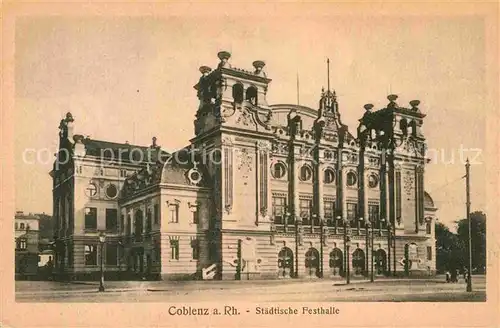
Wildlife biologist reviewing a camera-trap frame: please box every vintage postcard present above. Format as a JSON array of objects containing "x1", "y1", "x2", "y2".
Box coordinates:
[{"x1": 1, "y1": 1, "x2": 499, "y2": 327}]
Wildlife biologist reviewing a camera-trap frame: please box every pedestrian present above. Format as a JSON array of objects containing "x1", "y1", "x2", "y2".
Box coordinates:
[
  {"x1": 450, "y1": 268, "x2": 457, "y2": 283},
  {"x1": 445, "y1": 270, "x2": 450, "y2": 283},
  {"x1": 463, "y1": 267, "x2": 469, "y2": 283}
]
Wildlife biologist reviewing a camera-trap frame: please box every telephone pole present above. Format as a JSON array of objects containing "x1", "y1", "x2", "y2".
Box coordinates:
[{"x1": 466, "y1": 158, "x2": 472, "y2": 292}]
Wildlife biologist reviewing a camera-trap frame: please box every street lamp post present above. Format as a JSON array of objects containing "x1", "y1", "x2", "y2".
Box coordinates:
[
  {"x1": 98, "y1": 232, "x2": 106, "y2": 292},
  {"x1": 364, "y1": 219, "x2": 374, "y2": 282},
  {"x1": 315, "y1": 214, "x2": 324, "y2": 278},
  {"x1": 371, "y1": 220, "x2": 375, "y2": 282},
  {"x1": 386, "y1": 221, "x2": 392, "y2": 276},
  {"x1": 360, "y1": 217, "x2": 368, "y2": 278},
  {"x1": 342, "y1": 216, "x2": 351, "y2": 285},
  {"x1": 293, "y1": 213, "x2": 299, "y2": 279},
  {"x1": 465, "y1": 159, "x2": 473, "y2": 292}
]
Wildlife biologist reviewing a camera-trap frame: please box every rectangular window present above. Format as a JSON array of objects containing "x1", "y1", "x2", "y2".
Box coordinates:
[
  {"x1": 18, "y1": 239, "x2": 27, "y2": 250},
  {"x1": 272, "y1": 196, "x2": 286, "y2": 224},
  {"x1": 106, "y1": 244, "x2": 118, "y2": 265},
  {"x1": 169, "y1": 205, "x2": 179, "y2": 223},
  {"x1": 347, "y1": 203, "x2": 358, "y2": 226},
  {"x1": 105, "y1": 209, "x2": 118, "y2": 231},
  {"x1": 396, "y1": 171, "x2": 402, "y2": 220},
  {"x1": 146, "y1": 209, "x2": 152, "y2": 232},
  {"x1": 192, "y1": 211, "x2": 199, "y2": 224},
  {"x1": 120, "y1": 214, "x2": 124, "y2": 233},
  {"x1": 324, "y1": 201, "x2": 335, "y2": 226},
  {"x1": 154, "y1": 204, "x2": 159, "y2": 224},
  {"x1": 368, "y1": 204, "x2": 380, "y2": 227},
  {"x1": 191, "y1": 239, "x2": 199, "y2": 260},
  {"x1": 170, "y1": 240, "x2": 179, "y2": 260},
  {"x1": 84, "y1": 244, "x2": 97, "y2": 266},
  {"x1": 300, "y1": 199, "x2": 312, "y2": 225},
  {"x1": 126, "y1": 215, "x2": 131, "y2": 236},
  {"x1": 426, "y1": 246, "x2": 432, "y2": 260},
  {"x1": 85, "y1": 207, "x2": 97, "y2": 230}
]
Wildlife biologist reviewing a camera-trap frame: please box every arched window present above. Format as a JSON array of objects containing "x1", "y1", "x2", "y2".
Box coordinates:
[
  {"x1": 300, "y1": 165, "x2": 312, "y2": 181},
  {"x1": 329, "y1": 248, "x2": 343, "y2": 276},
  {"x1": 305, "y1": 248, "x2": 320, "y2": 277},
  {"x1": 408, "y1": 120, "x2": 417, "y2": 137},
  {"x1": 324, "y1": 169, "x2": 335, "y2": 184},
  {"x1": 399, "y1": 118, "x2": 408, "y2": 136},
  {"x1": 272, "y1": 162, "x2": 286, "y2": 179},
  {"x1": 20, "y1": 223, "x2": 25, "y2": 230},
  {"x1": 277, "y1": 247, "x2": 294, "y2": 278},
  {"x1": 375, "y1": 249, "x2": 387, "y2": 275},
  {"x1": 15, "y1": 222, "x2": 18, "y2": 230},
  {"x1": 368, "y1": 174, "x2": 379, "y2": 188},
  {"x1": 346, "y1": 171, "x2": 357, "y2": 187},
  {"x1": 232, "y1": 83, "x2": 244, "y2": 103},
  {"x1": 245, "y1": 86, "x2": 258, "y2": 105},
  {"x1": 352, "y1": 249, "x2": 365, "y2": 275}
]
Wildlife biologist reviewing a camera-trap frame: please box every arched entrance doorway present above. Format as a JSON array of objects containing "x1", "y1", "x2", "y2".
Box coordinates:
[
  {"x1": 277, "y1": 247, "x2": 294, "y2": 278},
  {"x1": 352, "y1": 249, "x2": 365, "y2": 276},
  {"x1": 329, "y1": 248, "x2": 343, "y2": 277},
  {"x1": 374, "y1": 249, "x2": 387, "y2": 275},
  {"x1": 305, "y1": 248, "x2": 320, "y2": 278}
]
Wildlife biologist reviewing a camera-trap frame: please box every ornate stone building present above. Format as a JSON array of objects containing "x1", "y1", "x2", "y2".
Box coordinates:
[{"x1": 51, "y1": 51, "x2": 437, "y2": 281}]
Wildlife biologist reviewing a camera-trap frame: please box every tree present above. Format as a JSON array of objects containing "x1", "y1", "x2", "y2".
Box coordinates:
[
  {"x1": 435, "y1": 222, "x2": 465, "y2": 273},
  {"x1": 456, "y1": 211, "x2": 486, "y2": 273}
]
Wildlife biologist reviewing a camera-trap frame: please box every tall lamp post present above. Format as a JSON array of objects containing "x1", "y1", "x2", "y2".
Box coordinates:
[
  {"x1": 342, "y1": 216, "x2": 351, "y2": 285},
  {"x1": 364, "y1": 219, "x2": 374, "y2": 282},
  {"x1": 98, "y1": 232, "x2": 106, "y2": 292},
  {"x1": 466, "y1": 159, "x2": 473, "y2": 292},
  {"x1": 315, "y1": 214, "x2": 324, "y2": 278},
  {"x1": 386, "y1": 221, "x2": 393, "y2": 277}
]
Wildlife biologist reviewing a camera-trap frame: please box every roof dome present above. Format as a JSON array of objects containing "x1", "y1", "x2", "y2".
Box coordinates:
[{"x1": 424, "y1": 191, "x2": 435, "y2": 209}]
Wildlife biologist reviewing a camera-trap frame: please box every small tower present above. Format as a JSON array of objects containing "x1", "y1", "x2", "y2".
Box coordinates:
[
  {"x1": 314, "y1": 58, "x2": 344, "y2": 141},
  {"x1": 192, "y1": 51, "x2": 273, "y2": 136}
]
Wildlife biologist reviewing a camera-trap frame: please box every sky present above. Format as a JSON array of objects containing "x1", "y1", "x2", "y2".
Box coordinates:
[{"x1": 14, "y1": 15, "x2": 489, "y2": 230}]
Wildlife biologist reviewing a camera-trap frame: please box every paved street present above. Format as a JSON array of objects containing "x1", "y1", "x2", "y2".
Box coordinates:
[{"x1": 15, "y1": 275, "x2": 486, "y2": 302}]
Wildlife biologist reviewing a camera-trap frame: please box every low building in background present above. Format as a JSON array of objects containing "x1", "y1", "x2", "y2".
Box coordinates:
[{"x1": 15, "y1": 211, "x2": 40, "y2": 280}]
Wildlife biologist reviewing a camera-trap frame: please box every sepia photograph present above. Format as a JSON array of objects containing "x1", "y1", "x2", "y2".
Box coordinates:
[{"x1": 1, "y1": 1, "x2": 498, "y2": 327}]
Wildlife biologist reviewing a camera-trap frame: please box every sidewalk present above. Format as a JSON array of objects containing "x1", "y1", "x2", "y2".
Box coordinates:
[{"x1": 16, "y1": 275, "x2": 454, "y2": 295}]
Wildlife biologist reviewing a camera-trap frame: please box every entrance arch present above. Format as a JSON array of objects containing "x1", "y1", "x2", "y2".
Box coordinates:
[
  {"x1": 277, "y1": 247, "x2": 294, "y2": 278},
  {"x1": 305, "y1": 248, "x2": 320, "y2": 277},
  {"x1": 375, "y1": 249, "x2": 387, "y2": 275},
  {"x1": 329, "y1": 248, "x2": 343, "y2": 277},
  {"x1": 352, "y1": 249, "x2": 365, "y2": 276}
]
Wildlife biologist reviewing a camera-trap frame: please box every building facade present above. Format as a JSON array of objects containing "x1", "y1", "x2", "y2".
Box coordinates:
[
  {"x1": 15, "y1": 211, "x2": 40, "y2": 279},
  {"x1": 52, "y1": 51, "x2": 437, "y2": 281}
]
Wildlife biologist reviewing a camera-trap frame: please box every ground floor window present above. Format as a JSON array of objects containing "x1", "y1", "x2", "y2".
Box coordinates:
[
  {"x1": 305, "y1": 248, "x2": 320, "y2": 277},
  {"x1": 170, "y1": 240, "x2": 179, "y2": 260},
  {"x1": 106, "y1": 244, "x2": 118, "y2": 265},
  {"x1": 84, "y1": 244, "x2": 97, "y2": 266},
  {"x1": 374, "y1": 249, "x2": 387, "y2": 275},
  {"x1": 352, "y1": 249, "x2": 365, "y2": 275},
  {"x1": 329, "y1": 248, "x2": 343, "y2": 276},
  {"x1": 277, "y1": 247, "x2": 294, "y2": 278}
]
